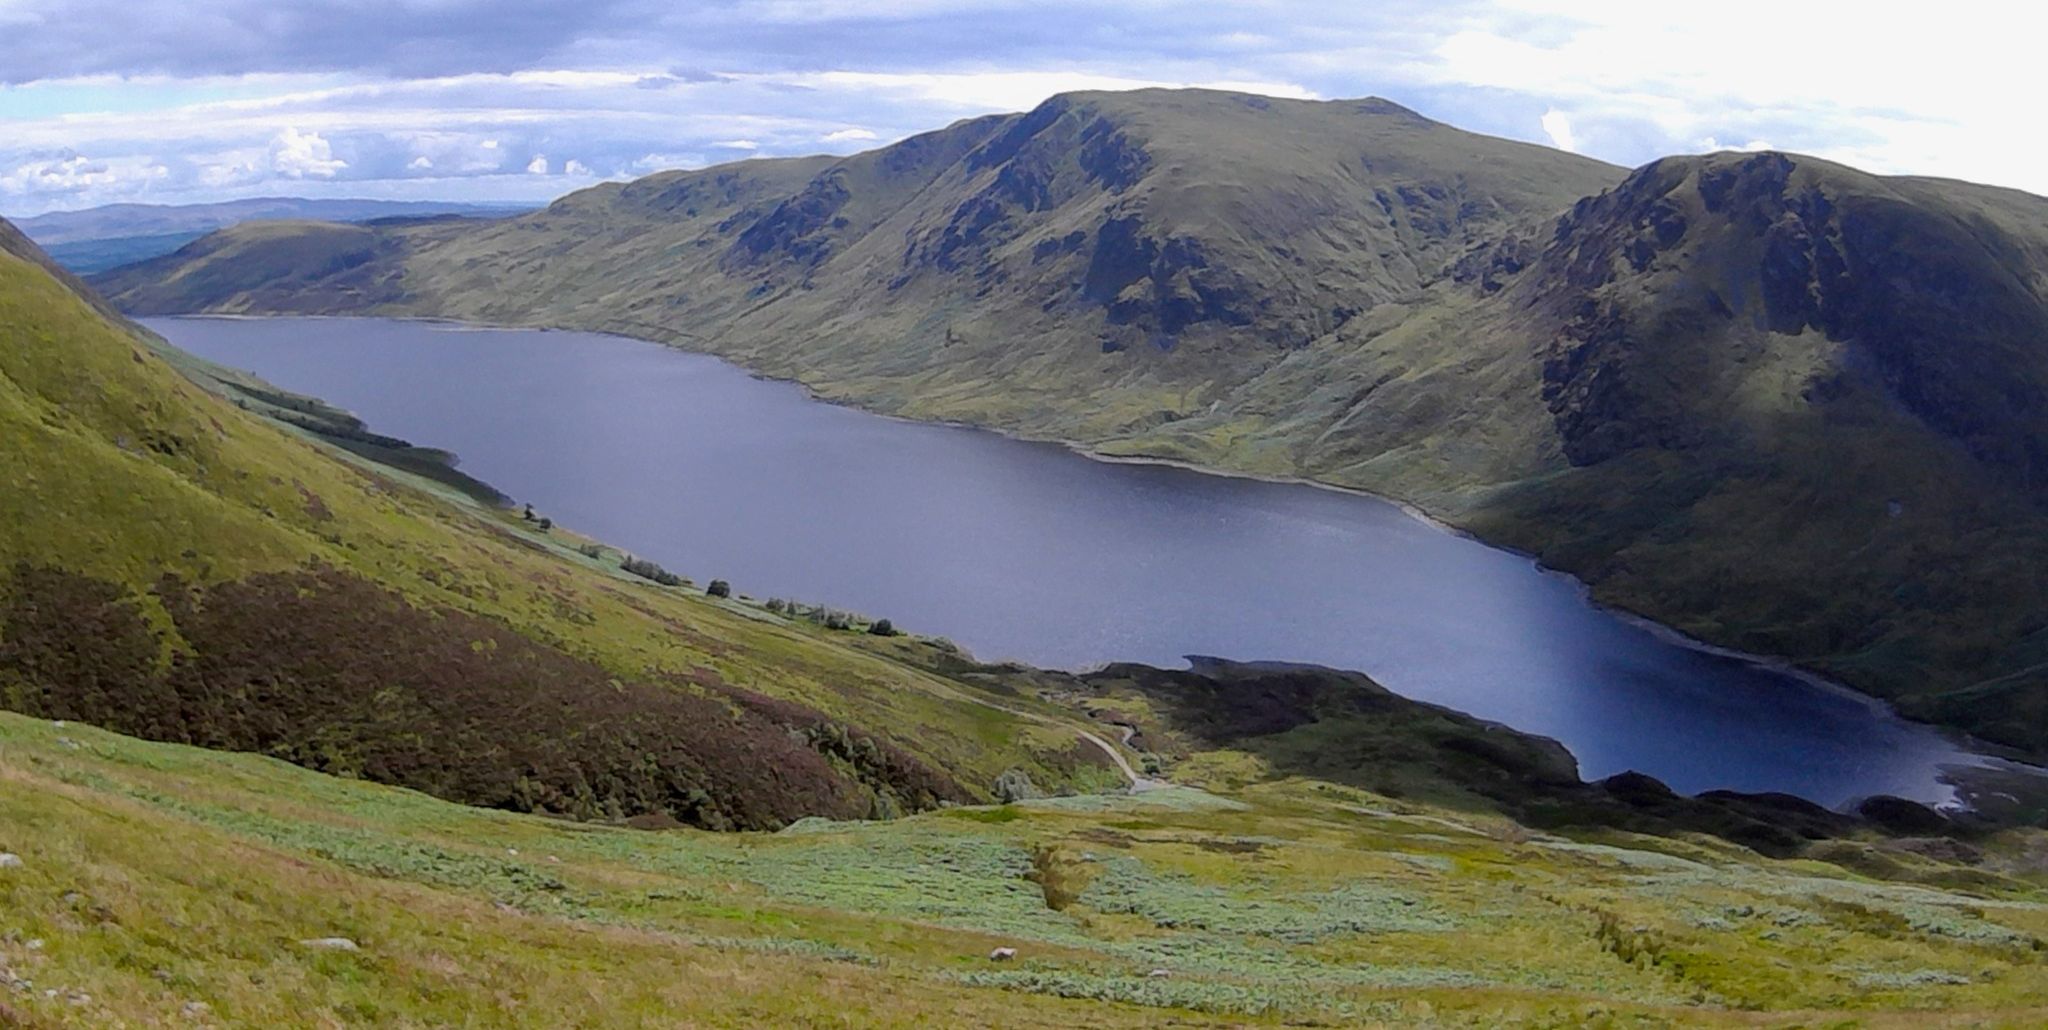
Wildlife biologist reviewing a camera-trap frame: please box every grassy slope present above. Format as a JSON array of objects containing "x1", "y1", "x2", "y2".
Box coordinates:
[
  {"x1": 5, "y1": 712, "x2": 2048, "y2": 1026},
  {"x1": 91, "y1": 92, "x2": 2048, "y2": 752},
  {"x1": 0, "y1": 227, "x2": 1111, "y2": 811}
]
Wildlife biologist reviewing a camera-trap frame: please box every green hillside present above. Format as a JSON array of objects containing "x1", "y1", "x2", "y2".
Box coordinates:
[
  {"x1": 9, "y1": 176, "x2": 2048, "y2": 1025},
  {"x1": 95, "y1": 89, "x2": 2048, "y2": 753},
  {"x1": 9, "y1": 689, "x2": 2048, "y2": 1026}
]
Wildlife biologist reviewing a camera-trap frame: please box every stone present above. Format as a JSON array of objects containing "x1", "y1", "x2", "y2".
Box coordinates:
[
  {"x1": 1146, "y1": 968, "x2": 1171, "y2": 978},
  {"x1": 988, "y1": 947, "x2": 1017, "y2": 962},
  {"x1": 0, "y1": 853, "x2": 21, "y2": 869},
  {"x1": 298, "y1": 937, "x2": 359, "y2": 952}
]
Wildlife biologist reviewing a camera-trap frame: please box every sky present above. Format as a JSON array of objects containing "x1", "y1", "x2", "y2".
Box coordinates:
[{"x1": 1, "y1": 0, "x2": 2041, "y2": 216}]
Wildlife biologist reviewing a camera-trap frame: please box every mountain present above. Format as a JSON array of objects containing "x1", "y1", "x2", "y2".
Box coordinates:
[
  {"x1": 90, "y1": 88, "x2": 2048, "y2": 755},
  {"x1": 11, "y1": 197, "x2": 528, "y2": 275},
  {"x1": 9, "y1": 194, "x2": 2048, "y2": 1024}
]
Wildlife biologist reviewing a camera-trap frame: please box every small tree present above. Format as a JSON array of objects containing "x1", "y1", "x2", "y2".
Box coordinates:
[
  {"x1": 706, "y1": 579, "x2": 731, "y2": 599},
  {"x1": 868, "y1": 618, "x2": 896, "y2": 637},
  {"x1": 521, "y1": 503, "x2": 536, "y2": 522}
]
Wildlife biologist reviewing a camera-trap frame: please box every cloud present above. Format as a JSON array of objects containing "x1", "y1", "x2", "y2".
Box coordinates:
[
  {"x1": 1, "y1": 2, "x2": 2044, "y2": 214},
  {"x1": 271, "y1": 127, "x2": 346, "y2": 178},
  {"x1": 1538, "y1": 109, "x2": 1575, "y2": 153},
  {"x1": 526, "y1": 154, "x2": 549, "y2": 174}
]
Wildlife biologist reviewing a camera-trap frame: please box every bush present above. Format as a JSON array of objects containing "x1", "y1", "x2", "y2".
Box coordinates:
[
  {"x1": 706, "y1": 579, "x2": 731, "y2": 599},
  {"x1": 576, "y1": 543, "x2": 606, "y2": 560},
  {"x1": 994, "y1": 768, "x2": 1042, "y2": 804},
  {"x1": 765, "y1": 598, "x2": 787, "y2": 613},
  {"x1": 621, "y1": 556, "x2": 683, "y2": 587},
  {"x1": 536, "y1": 517, "x2": 552, "y2": 532},
  {"x1": 869, "y1": 619, "x2": 896, "y2": 637}
]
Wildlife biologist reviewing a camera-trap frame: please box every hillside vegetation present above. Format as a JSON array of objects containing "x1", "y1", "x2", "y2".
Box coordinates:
[
  {"x1": 9, "y1": 179, "x2": 2048, "y2": 1024},
  {"x1": 95, "y1": 89, "x2": 2048, "y2": 754},
  {"x1": 6, "y1": 705, "x2": 2048, "y2": 1026}
]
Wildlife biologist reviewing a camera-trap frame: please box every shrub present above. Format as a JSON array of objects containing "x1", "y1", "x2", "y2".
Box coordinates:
[
  {"x1": 621, "y1": 556, "x2": 683, "y2": 587},
  {"x1": 869, "y1": 618, "x2": 896, "y2": 636},
  {"x1": 1027, "y1": 844, "x2": 1092, "y2": 911},
  {"x1": 536, "y1": 517, "x2": 553, "y2": 531},
  {"x1": 994, "y1": 768, "x2": 1042, "y2": 803},
  {"x1": 576, "y1": 543, "x2": 606, "y2": 560},
  {"x1": 706, "y1": 579, "x2": 731, "y2": 599}
]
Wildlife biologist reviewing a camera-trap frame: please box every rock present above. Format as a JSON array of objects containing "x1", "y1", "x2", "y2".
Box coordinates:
[
  {"x1": 182, "y1": 1001, "x2": 211, "y2": 1017},
  {"x1": 297, "y1": 937, "x2": 359, "y2": 952},
  {"x1": 0, "y1": 854, "x2": 21, "y2": 869},
  {"x1": 988, "y1": 947, "x2": 1017, "y2": 962},
  {"x1": 23, "y1": 940, "x2": 41, "y2": 952},
  {"x1": 1146, "y1": 968, "x2": 1171, "y2": 978}
]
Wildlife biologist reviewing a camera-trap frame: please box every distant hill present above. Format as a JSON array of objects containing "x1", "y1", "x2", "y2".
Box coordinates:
[
  {"x1": 93, "y1": 87, "x2": 2048, "y2": 753},
  {"x1": 12, "y1": 197, "x2": 527, "y2": 274}
]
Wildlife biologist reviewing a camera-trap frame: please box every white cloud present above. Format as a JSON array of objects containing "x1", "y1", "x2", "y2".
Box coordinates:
[
  {"x1": 564, "y1": 158, "x2": 591, "y2": 176},
  {"x1": 525, "y1": 154, "x2": 548, "y2": 174},
  {"x1": 711, "y1": 139, "x2": 759, "y2": 150},
  {"x1": 634, "y1": 152, "x2": 703, "y2": 172},
  {"x1": 1538, "y1": 109, "x2": 1575, "y2": 153},
  {"x1": 408, "y1": 155, "x2": 434, "y2": 170},
  {"x1": 821, "y1": 128, "x2": 878, "y2": 143},
  {"x1": 0, "y1": 152, "x2": 168, "y2": 197},
  {"x1": 270, "y1": 126, "x2": 345, "y2": 178}
]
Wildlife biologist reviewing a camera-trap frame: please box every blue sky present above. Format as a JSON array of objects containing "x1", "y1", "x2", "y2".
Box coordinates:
[{"x1": 1, "y1": 0, "x2": 2040, "y2": 216}]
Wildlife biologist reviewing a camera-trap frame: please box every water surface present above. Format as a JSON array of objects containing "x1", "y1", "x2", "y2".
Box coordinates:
[{"x1": 147, "y1": 315, "x2": 2013, "y2": 806}]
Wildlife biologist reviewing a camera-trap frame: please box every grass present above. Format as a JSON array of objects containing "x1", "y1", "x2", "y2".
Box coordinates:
[{"x1": 5, "y1": 714, "x2": 2048, "y2": 1026}]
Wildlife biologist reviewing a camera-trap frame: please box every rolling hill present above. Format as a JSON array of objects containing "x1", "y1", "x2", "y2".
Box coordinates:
[{"x1": 95, "y1": 88, "x2": 2048, "y2": 754}]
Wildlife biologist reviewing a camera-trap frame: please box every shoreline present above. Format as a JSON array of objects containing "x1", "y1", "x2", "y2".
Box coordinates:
[{"x1": 147, "y1": 311, "x2": 2048, "y2": 801}]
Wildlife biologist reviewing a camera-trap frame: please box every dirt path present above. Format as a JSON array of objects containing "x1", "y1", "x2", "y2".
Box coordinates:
[{"x1": 959, "y1": 695, "x2": 1165, "y2": 793}]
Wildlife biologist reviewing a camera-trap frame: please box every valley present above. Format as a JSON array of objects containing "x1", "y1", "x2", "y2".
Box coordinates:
[
  {"x1": 96, "y1": 89, "x2": 2048, "y2": 758},
  {"x1": 5, "y1": 78, "x2": 2048, "y2": 1028}
]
